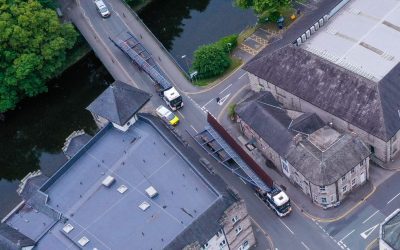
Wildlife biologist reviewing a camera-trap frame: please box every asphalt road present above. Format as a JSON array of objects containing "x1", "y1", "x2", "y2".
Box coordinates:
[{"x1": 59, "y1": 0, "x2": 400, "y2": 249}]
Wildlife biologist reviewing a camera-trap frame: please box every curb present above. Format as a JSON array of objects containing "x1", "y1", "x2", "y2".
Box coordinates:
[
  {"x1": 293, "y1": 184, "x2": 377, "y2": 223},
  {"x1": 250, "y1": 216, "x2": 275, "y2": 250}
]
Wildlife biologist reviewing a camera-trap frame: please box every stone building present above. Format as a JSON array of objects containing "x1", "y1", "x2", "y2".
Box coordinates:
[
  {"x1": 236, "y1": 92, "x2": 371, "y2": 208},
  {"x1": 243, "y1": 0, "x2": 400, "y2": 165}
]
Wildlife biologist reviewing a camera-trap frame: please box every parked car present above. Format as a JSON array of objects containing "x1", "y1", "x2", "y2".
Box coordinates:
[
  {"x1": 94, "y1": 0, "x2": 111, "y2": 18},
  {"x1": 156, "y1": 105, "x2": 179, "y2": 126}
]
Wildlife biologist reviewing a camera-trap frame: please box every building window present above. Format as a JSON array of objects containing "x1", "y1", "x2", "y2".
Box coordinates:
[
  {"x1": 238, "y1": 240, "x2": 249, "y2": 250},
  {"x1": 351, "y1": 178, "x2": 356, "y2": 186},
  {"x1": 360, "y1": 160, "x2": 364, "y2": 166},
  {"x1": 232, "y1": 215, "x2": 239, "y2": 224},
  {"x1": 319, "y1": 186, "x2": 326, "y2": 192},
  {"x1": 202, "y1": 243, "x2": 209, "y2": 249},
  {"x1": 330, "y1": 195, "x2": 335, "y2": 202},
  {"x1": 217, "y1": 229, "x2": 223, "y2": 238},
  {"x1": 235, "y1": 226, "x2": 242, "y2": 235},
  {"x1": 342, "y1": 185, "x2": 347, "y2": 193},
  {"x1": 321, "y1": 197, "x2": 327, "y2": 203},
  {"x1": 351, "y1": 168, "x2": 355, "y2": 174},
  {"x1": 281, "y1": 159, "x2": 289, "y2": 172},
  {"x1": 341, "y1": 176, "x2": 346, "y2": 182},
  {"x1": 220, "y1": 239, "x2": 227, "y2": 248}
]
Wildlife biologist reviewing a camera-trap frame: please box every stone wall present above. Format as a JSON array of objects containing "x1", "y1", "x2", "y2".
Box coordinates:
[
  {"x1": 220, "y1": 201, "x2": 255, "y2": 250},
  {"x1": 249, "y1": 73, "x2": 391, "y2": 163}
]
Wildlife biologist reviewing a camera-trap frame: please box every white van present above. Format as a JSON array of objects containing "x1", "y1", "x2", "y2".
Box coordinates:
[{"x1": 94, "y1": 0, "x2": 111, "y2": 18}]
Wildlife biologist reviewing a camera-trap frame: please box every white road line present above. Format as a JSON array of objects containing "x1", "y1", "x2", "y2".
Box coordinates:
[
  {"x1": 362, "y1": 210, "x2": 379, "y2": 224},
  {"x1": 279, "y1": 219, "x2": 295, "y2": 235},
  {"x1": 201, "y1": 98, "x2": 215, "y2": 109},
  {"x1": 339, "y1": 229, "x2": 355, "y2": 243},
  {"x1": 238, "y1": 72, "x2": 247, "y2": 79},
  {"x1": 177, "y1": 110, "x2": 185, "y2": 119},
  {"x1": 190, "y1": 125, "x2": 198, "y2": 133},
  {"x1": 240, "y1": 178, "x2": 247, "y2": 184},
  {"x1": 219, "y1": 84, "x2": 232, "y2": 95},
  {"x1": 387, "y1": 192, "x2": 400, "y2": 204},
  {"x1": 301, "y1": 241, "x2": 310, "y2": 250}
]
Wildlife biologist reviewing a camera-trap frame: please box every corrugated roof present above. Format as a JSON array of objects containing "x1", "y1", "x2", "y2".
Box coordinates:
[
  {"x1": 244, "y1": 45, "x2": 400, "y2": 141},
  {"x1": 86, "y1": 80, "x2": 151, "y2": 125}
]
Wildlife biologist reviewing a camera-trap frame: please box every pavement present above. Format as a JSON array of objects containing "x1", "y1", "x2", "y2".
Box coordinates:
[{"x1": 55, "y1": 0, "x2": 400, "y2": 249}]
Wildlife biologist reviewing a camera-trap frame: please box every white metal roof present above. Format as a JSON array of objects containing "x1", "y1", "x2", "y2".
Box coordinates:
[{"x1": 303, "y1": 0, "x2": 400, "y2": 81}]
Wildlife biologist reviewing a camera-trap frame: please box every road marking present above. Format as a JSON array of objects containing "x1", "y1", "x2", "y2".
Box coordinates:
[
  {"x1": 387, "y1": 192, "x2": 400, "y2": 204},
  {"x1": 362, "y1": 210, "x2": 379, "y2": 224},
  {"x1": 238, "y1": 72, "x2": 247, "y2": 79},
  {"x1": 219, "y1": 84, "x2": 232, "y2": 95},
  {"x1": 360, "y1": 224, "x2": 379, "y2": 239},
  {"x1": 217, "y1": 93, "x2": 231, "y2": 106},
  {"x1": 339, "y1": 229, "x2": 355, "y2": 242},
  {"x1": 177, "y1": 110, "x2": 185, "y2": 119},
  {"x1": 279, "y1": 219, "x2": 295, "y2": 235},
  {"x1": 190, "y1": 125, "x2": 198, "y2": 133},
  {"x1": 301, "y1": 241, "x2": 310, "y2": 250},
  {"x1": 240, "y1": 178, "x2": 247, "y2": 184},
  {"x1": 201, "y1": 98, "x2": 215, "y2": 109}
]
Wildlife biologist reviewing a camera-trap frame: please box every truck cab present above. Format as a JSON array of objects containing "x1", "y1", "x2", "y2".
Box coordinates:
[
  {"x1": 163, "y1": 87, "x2": 183, "y2": 110},
  {"x1": 256, "y1": 187, "x2": 291, "y2": 217}
]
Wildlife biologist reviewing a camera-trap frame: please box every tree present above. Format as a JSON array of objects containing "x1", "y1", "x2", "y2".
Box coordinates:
[
  {"x1": 192, "y1": 45, "x2": 230, "y2": 79},
  {"x1": 0, "y1": 0, "x2": 78, "y2": 112},
  {"x1": 235, "y1": 0, "x2": 291, "y2": 20}
]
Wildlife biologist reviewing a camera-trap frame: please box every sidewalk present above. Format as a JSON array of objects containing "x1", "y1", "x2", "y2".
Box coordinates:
[{"x1": 218, "y1": 88, "x2": 392, "y2": 222}]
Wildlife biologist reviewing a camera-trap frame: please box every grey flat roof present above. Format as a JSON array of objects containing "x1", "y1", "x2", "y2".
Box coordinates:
[
  {"x1": 382, "y1": 210, "x2": 400, "y2": 250},
  {"x1": 38, "y1": 120, "x2": 219, "y2": 249},
  {"x1": 303, "y1": 0, "x2": 400, "y2": 81}
]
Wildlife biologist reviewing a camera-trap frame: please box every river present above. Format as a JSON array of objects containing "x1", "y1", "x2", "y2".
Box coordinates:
[
  {"x1": 0, "y1": 0, "x2": 256, "y2": 218},
  {"x1": 138, "y1": 0, "x2": 256, "y2": 71},
  {"x1": 0, "y1": 52, "x2": 112, "y2": 218}
]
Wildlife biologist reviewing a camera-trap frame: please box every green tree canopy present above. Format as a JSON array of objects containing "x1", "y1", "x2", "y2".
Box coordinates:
[
  {"x1": 192, "y1": 44, "x2": 230, "y2": 79},
  {"x1": 0, "y1": 0, "x2": 78, "y2": 112},
  {"x1": 235, "y1": 0, "x2": 291, "y2": 20}
]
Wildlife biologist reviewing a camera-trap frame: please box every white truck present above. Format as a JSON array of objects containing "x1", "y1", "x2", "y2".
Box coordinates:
[
  {"x1": 255, "y1": 187, "x2": 291, "y2": 217},
  {"x1": 111, "y1": 32, "x2": 183, "y2": 110}
]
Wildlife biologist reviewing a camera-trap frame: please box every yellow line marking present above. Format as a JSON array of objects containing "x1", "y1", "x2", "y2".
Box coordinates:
[
  {"x1": 365, "y1": 238, "x2": 378, "y2": 250},
  {"x1": 217, "y1": 84, "x2": 248, "y2": 121},
  {"x1": 250, "y1": 216, "x2": 275, "y2": 250},
  {"x1": 294, "y1": 184, "x2": 377, "y2": 223}
]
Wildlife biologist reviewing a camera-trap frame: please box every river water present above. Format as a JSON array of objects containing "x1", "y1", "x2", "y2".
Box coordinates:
[
  {"x1": 0, "y1": 0, "x2": 256, "y2": 218},
  {"x1": 0, "y1": 53, "x2": 112, "y2": 218},
  {"x1": 138, "y1": 0, "x2": 256, "y2": 71}
]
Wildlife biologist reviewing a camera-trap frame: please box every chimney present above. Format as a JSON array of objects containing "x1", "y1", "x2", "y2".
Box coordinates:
[{"x1": 293, "y1": 133, "x2": 302, "y2": 145}]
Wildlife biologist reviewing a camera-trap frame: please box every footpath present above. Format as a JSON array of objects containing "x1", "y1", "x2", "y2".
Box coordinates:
[{"x1": 218, "y1": 88, "x2": 398, "y2": 223}]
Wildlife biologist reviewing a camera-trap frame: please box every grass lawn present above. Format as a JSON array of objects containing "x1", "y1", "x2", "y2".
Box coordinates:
[{"x1": 192, "y1": 56, "x2": 242, "y2": 87}]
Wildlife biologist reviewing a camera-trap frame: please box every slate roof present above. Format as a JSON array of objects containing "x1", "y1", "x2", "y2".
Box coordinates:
[
  {"x1": 244, "y1": 45, "x2": 400, "y2": 141},
  {"x1": 382, "y1": 210, "x2": 400, "y2": 250},
  {"x1": 20, "y1": 174, "x2": 48, "y2": 201},
  {"x1": 290, "y1": 113, "x2": 325, "y2": 135},
  {"x1": 236, "y1": 92, "x2": 293, "y2": 155},
  {"x1": 86, "y1": 80, "x2": 151, "y2": 125},
  {"x1": 286, "y1": 128, "x2": 371, "y2": 186},
  {"x1": 0, "y1": 223, "x2": 35, "y2": 250}
]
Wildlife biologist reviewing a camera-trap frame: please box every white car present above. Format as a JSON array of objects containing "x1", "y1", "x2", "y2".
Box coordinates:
[
  {"x1": 94, "y1": 0, "x2": 111, "y2": 18},
  {"x1": 156, "y1": 105, "x2": 179, "y2": 126}
]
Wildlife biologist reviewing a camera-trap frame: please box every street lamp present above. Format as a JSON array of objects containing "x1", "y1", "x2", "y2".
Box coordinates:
[
  {"x1": 181, "y1": 55, "x2": 189, "y2": 72},
  {"x1": 226, "y1": 43, "x2": 232, "y2": 54}
]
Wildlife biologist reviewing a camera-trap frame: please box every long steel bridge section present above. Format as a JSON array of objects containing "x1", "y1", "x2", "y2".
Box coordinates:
[{"x1": 110, "y1": 31, "x2": 172, "y2": 91}]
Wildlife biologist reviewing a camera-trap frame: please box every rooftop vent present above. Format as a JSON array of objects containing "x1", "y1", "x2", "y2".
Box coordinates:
[
  {"x1": 139, "y1": 201, "x2": 150, "y2": 211},
  {"x1": 102, "y1": 176, "x2": 115, "y2": 187},
  {"x1": 145, "y1": 186, "x2": 158, "y2": 198},
  {"x1": 117, "y1": 185, "x2": 128, "y2": 194},
  {"x1": 78, "y1": 236, "x2": 90, "y2": 246},
  {"x1": 62, "y1": 224, "x2": 74, "y2": 234}
]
